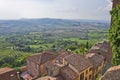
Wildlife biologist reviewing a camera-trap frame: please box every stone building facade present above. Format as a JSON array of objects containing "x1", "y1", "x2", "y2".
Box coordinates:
[{"x1": 101, "y1": 65, "x2": 120, "y2": 80}]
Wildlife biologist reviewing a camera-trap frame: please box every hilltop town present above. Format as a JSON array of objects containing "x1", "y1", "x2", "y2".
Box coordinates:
[
  {"x1": 0, "y1": 0, "x2": 120, "y2": 80},
  {"x1": 0, "y1": 41, "x2": 113, "y2": 80}
]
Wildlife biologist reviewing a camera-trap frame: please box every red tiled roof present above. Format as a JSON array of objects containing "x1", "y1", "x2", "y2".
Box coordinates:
[
  {"x1": 36, "y1": 76, "x2": 56, "y2": 80},
  {"x1": 0, "y1": 67, "x2": 14, "y2": 75},
  {"x1": 54, "y1": 51, "x2": 71, "y2": 63},
  {"x1": 64, "y1": 54, "x2": 92, "y2": 72},
  {"x1": 61, "y1": 66, "x2": 78, "y2": 80},
  {"x1": 86, "y1": 53, "x2": 104, "y2": 68},
  {"x1": 0, "y1": 67, "x2": 19, "y2": 80},
  {"x1": 90, "y1": 41, "x2": 108, "y2": 52},
  {"x1": 27, "y1": 52, "x2": 57, "y2": 64},
  {"x1": 101, "y1": 65, "x2": 120, "y2": 80}
]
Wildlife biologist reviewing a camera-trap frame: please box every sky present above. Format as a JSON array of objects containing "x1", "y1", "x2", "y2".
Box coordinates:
[{"x1": 0, "y1": 0, "x2": 112, "y2": 20}]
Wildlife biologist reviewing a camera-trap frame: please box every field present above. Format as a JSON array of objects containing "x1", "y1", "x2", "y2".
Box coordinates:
[
  {"x1": 0, "y1": 18, "x2": 109, "y2": 68},
  {"x1": 0, "y1": 29, "x2": 108, "y2": 57}
]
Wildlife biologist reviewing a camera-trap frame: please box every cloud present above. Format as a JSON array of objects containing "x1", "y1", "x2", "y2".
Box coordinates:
[{"x1": 0, "y1": 0, "x2": 111, "y2": 20}]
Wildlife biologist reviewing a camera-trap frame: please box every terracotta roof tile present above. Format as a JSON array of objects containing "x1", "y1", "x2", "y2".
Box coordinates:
[
  {"x1": 61, "y1": 66, "x2": 78, "y2": 80},
  {"x1": 85, "y1": 53, "x2": 104, "y2": 68},
  {"x1": 64, "y1": 54, "x2": 92, "y2": 72},
  {"x1": 0, "y1": 67, "x2": 14, "y2": 75},
  {"x1": 101, "y1": 65, "x2": 120, "y2": 80},
  {"x1": 27, "y1": 52, "x2": 57, "y2": 64},
  {"x1": 36, "y1": 76, "x2": 56, "y2": 80},
  {"x1": 54, "y1": 51, "x2": 71, "y2": 63}
]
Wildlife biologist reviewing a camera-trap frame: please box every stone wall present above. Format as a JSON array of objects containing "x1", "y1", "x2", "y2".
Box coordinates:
[{"x1": 101, "y1": 65, "x2": 120, "y2": 80}]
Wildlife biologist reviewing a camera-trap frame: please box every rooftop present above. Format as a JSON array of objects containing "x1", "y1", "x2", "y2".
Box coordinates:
[
  {"x1": 54, "y1": 51, "x2": 71, "y2": 64},
  {"x1": 36, "y1": 76, "x2": 56, "y2": 80},
  {"x1": 90, "y1": 41, "x2": 108, "y2": 53},
  {"x1": 61, "y1": 66, "x2": 78, "y2": 80},
  {"x1": 64, "y1": 54, "x2": 92, "y2": 72},
  {"x1": 107, "y1": 65, "x2": 120, "y2": 72},
  {"x1": 27, "y1": 52, "x2": 57, "y2": 64},
  {"x1": 85, "y1": 53, "x2": 104, "y2": 68},
  {"x1": 0, "y1": 67, "x2": 14, "y2": 75},
  {"x1": 101, "y1": 65, "x2": 120, "y2": 80}
]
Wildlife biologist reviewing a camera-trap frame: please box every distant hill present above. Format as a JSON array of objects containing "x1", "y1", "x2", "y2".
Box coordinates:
[{"x1": 0, "y1": 18, "x2": 110, "y2": 34}]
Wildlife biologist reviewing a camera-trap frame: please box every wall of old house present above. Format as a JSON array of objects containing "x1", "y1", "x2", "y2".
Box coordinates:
[
  {"x1": 92, "y1": 61, "x2": 104, "y2": 79},
  {"x1": 52, "y1": 68, "x2": 60, "y2": 76},
  {"x1": 89, "y1": 48, "x2": 108, "y2": 74},
  {"x1": 89, "y1": 41, "x2": 112, "y2": 64},
  {"x1": 39, "y1": 64, "x2": 45, "y2": 76},
  {"x1": 89, "y1": 42, "x2": 112, "y2": 74},
  {"x1": 27, "y1": 60, "x2": 39, "y2": 77},
  {"x1": 78, "y1": 66, "x2": 93, "y2": 80}
]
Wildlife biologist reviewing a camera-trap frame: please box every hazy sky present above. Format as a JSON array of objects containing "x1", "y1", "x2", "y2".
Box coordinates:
[{"x1": 0, "y1": 0, "x2": 112, "y2": 20}]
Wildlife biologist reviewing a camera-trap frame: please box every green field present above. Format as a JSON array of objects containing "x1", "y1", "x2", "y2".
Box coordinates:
[{"x1": 0, "y1": 28, "x2": 109, "y2": 68}]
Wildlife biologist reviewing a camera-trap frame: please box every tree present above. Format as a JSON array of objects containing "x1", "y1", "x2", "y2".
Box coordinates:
[
  {"x1": 85, "y1": 41, "x2": 89, "y2": 49},
  {"x1": 109, "y1": 4, "x2": 120, "y2": 65}
]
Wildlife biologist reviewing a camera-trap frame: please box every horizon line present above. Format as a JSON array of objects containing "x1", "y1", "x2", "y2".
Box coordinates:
[{"x1": 0, "y1": 17, "x2": 110, "y2": 22}]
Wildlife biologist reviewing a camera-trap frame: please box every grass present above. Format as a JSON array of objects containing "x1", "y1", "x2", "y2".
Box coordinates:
[
  {"x1": 63, "y1": 38, "x2": 102, "y2": 44},
  {"x1": 0, "y1": 29, "x2": 108, "y2": 57},
  {"x1": 0, "y1": 49, "x2": 12, "y2": 56}
]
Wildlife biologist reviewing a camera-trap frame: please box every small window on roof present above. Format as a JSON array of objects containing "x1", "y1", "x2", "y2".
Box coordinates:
[
  {"x1": 89, "y1": 67, "x2": 92, "y2": 71},
  {"x1": 98, "y1": 52, "x2": 101, "y2": 55},
  {"x1": 86, "y1": 70, "x2": 88, "y2": 74}
]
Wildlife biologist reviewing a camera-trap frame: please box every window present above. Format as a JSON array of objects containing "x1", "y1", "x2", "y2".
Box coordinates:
[
  {"x1": 89, "y1": 67, "x2": 92, "y2": 72},
  {"x1": 85, "y1": 77, "x2": 87, "y2": 80},
  {"x1": 104, "y1": 58, "x2": 106, "y2": 61},
  {"x1": 98, "y1": 52, "x2": 101, "y2": 55},
  {"x1": 96, "y1": 67, "x2": 98, "y2": 72},
  {"x1": 95, "y1": 74, "x2": 98, "y2": 78},
  {"x1": 46, "y1": 66, "x2": 48, "y2": 70},
  {"x1": 86, "y1": 70, "x2": 88, "y2": 74},
  {"x1": 50, "y1": 70, "x2": 53, "y2": 76},
  {"x1": 80, "y1": 73, "x2": 84, "y2": 80},
  {"x1": 89, "y1": 75, "x2": 92, "y2": 79},
  {"x1": 66, "y1": 63, "x2": 69, "y2": 66}
]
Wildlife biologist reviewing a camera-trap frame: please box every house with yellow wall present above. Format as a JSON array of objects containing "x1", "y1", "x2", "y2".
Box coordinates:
[
  {"x1": 61, "y1": 54, "x2": 93, "y2": 80},
  {"x1": 86, "y1": 53, "x2": 105, "y2": 80},
  {"x1": 22, "y1": 41, "x2": 109, "y2": 80}
]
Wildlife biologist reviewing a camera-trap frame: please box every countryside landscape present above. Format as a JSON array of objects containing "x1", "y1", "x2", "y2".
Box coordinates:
[
  {"x1": 0, "y1": 0, "x2": 120, "y2": 80},
  {"x1": 0, "y1": 18, "x2": 109, "y2": 68}
]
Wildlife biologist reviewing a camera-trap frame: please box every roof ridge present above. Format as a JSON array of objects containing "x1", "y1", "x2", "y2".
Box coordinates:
[
  {"x1": 64, "y1": 53, "x2": 74, "y2": 59},
  {"x1": 38, "y1": 53, "x2": 43, "y2": 64}
]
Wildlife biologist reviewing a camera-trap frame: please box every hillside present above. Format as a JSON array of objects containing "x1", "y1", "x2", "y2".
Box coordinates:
[
  {"x1": 0, "y1": 18, "x2": 109, "y2": 34},
  {"x1": 0, "y1": 18, "x2": 110, "y2": 68}
]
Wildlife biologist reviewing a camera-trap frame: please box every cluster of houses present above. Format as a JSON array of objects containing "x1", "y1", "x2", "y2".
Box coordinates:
[{"x1": 0, "y1": 41, "x2": 112, "y2": 80}]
